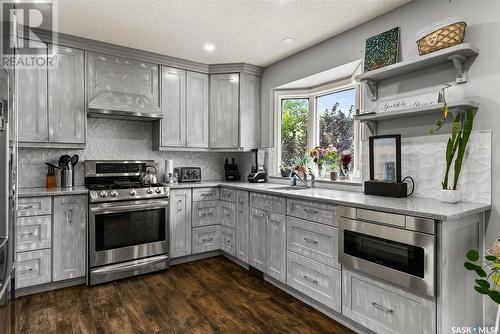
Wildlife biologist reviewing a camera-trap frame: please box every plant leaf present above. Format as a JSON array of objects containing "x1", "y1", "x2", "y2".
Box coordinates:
[
  {"x1": 475, "y1": 285, "x2": 490, "y2": 295},
  {"x1": 489, "y1": 290, "x2": 500, "y2": 304},
  {"x1": 464, "y1": 261, "x2": 480, "y2": 271},
  {"x1": 476, "y1": 268, "x2": 488, "y2": 278},
  {"x1": 485, "y1": 255, "x2": 497, "y2": 262},
  {"x1": 466, "y1": 250, "x2": 480, "y2": 261},
  {"x1": 476, "y1": 279, "x2": 491, "y2": 289}
]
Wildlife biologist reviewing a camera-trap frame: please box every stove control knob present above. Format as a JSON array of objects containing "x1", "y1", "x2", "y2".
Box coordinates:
[
  {"x1": 146, "y1": 188, "x2": 154, "y2": 194},
  {"x1": 129, "y1": 189, "x2": 137, "y2": 196},
  {"x1": 99, "y1": 190, "x2": 108, "y2": 198},
  {"x1": 155, "y1": 187, "x2": 162, "y2": 194},
  {"x1": 110, "y1": 190, "x2": 119, "y2": 198}
]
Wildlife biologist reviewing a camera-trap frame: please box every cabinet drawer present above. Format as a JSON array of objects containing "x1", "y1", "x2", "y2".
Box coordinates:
[
  {"x1": 287, "y1": 251, "x2": 341, "y2": 312},
  {"x1": 250, "y1": 192, "x2": 286, "y2": 214},
  {"x1": 18, "y1": 197, "x2": 52, "y2": 217},
  {"x1": 342, "y1": 269, "x2": 435, "y2": 334},
  {"x1": 192, "y1": 201, "x2": 219, "y2": 227},
  {"x1": 16, "y1": 216, "x2": 52, "y2": 252},
  {"x1": 192, "y1": 225, "x2": 220, "y2": 254},
  {"x1": 193, "y1": 187, "x2": 220, "y2": 201},
  {"x1": 287, "y1": 199, "x2": 336, "y2": 226},
  {"x1": 220, "y1": 188, "x2": 235, "y2": 202},
  {"x1": 286, "y1": 217, "x2": 339, "y2": 269},
  {"x1": 220, "y1": 226, "x2": 235, "y2": 256},
  {"x1": 220, "y1": 201, "x2": 235, "y2": 228},
  {"x1": 16, "y1": 249, "x2": 52, "y2": 289}
]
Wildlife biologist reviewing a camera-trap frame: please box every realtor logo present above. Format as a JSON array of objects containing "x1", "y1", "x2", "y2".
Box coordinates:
[{"x1": 1, "y1": 0, "x2": 58, "y2": 69}]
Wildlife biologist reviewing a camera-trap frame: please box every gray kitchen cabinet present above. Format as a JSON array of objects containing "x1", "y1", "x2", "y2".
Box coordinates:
[
  {"x1": 18, "y1": 49, "x2": 47, "y2": 143},
  {"x1": 235, "y1": 190, "x2": 250, "y2": 263},
  {"x1": 192, "y1": 225, "x2": 220, "y2": 254},
  {"x1": 16, "y1": 249, "x2": 51, "y2": 289},
  {"x1": 169, "y1": 189, "x2": 192, "y2": 258},
  {"x1": 239, "y1": 73, "x2": 261, "y2": 149},
  {"x1": 186, "y1": 71, "x2": 209, "y2": 148},
  {"x1": 287, "y1": 199, "x2": 337, "y2": 226},
  {"x1": 220, "y1": 226, "x2": 235, "y2": 256},
  {"x1": 266, "y1": 212, "x2": 286, "y2": 283},
  {"x1": 16, "y1": 216, "x2": 52, "y2": 252},
  {"x1": 192, "y1": 187, "x2": 220, "y2": 202},
  {"x1": 249, "y1": 208, "x2": 267, "y2": 271},
  {"x1": 192, "y1": 200, "x2": 219, "y2": 227},
  {"x1": 19, "y1": 45, "x2": 85, "y2": 146},
  {"x1": 160, "y1": 67, "x2": 186, "y2": 147},
  {"x1": 52, "y1": 195, "x2": 87, "y2": 281},
  {"x1": 48, "y1": 46, "x2": 85, "y2": 144},
  {"x1": 209, "y1": 73, "x2": 239, "y2": 148},
  {"x1": 342, "y1": 269, "x2": 435, "y2": 334},
  {"x1": 220, "y1": 201, "x2": 235, "y2": 229},
  {"x1": 17, "y1": 196, "x2": 52, "y2": 217},
  {"x1": 249, "y1": 192, "x2": 286, "y2": 215}
]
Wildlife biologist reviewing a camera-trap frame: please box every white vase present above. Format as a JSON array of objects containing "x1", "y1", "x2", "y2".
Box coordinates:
[{"x1": 441, "y1": 189, "x2": 461, "y2": 203}]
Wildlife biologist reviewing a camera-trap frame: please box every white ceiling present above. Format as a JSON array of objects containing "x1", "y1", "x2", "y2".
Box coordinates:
[{"x1": 55, "y1": 0, "x2": 409, "y2": 67}]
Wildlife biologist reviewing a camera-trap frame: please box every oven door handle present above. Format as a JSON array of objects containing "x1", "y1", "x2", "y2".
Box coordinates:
[{"x1": 90, "y1": 201, "x2": 169, "y2": 214}]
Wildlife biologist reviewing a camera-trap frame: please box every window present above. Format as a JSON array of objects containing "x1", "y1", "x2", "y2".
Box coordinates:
[{"x1": 276, "y1": 84, "x2": 360, "y2": 181}]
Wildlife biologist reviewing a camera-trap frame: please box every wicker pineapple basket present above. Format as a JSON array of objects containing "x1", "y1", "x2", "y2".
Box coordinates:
[{"x1": 416, "y1": 17, "x2": 466, "y2": 56}]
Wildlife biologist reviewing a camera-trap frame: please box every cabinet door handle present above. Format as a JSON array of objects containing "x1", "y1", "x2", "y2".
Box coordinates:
[
  {"x1": 68, "y1": 209, "x2": 73, "y2": 224},
  {"x1": 19, "y1": 267, "x2": 34, "y2": 274},
  {"x1": 40, "y1": 136, "x2": 47, "y2": 142},
  {"x1": 177, "y1": 200, "x2": 183, "y2": 212},
  {"x1": 20, "y1": 204, "x2": 36, "y2": 210},
  {"x1": 303, "y1": 237, "x2": 318, "y2": 245},
  {"x1": 202, "y1": 237, "x2": 213, "y2": 242},
  {"x1": 303, "y1": 275, "x2": 318, "y2": 285},
  {"x1": 49, "y1": 136, "x2": 54, "y2": 142},
  {"x1": 304, "y1": 208, "x2": 318, "y2": 214},
  {"x1": 371, "y1": 301, "x2": 393, "y2": 314}
]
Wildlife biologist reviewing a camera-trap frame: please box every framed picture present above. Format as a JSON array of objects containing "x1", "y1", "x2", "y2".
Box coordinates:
[
  {"x1": 364, "y1": 27, "x2": 400, "y2": 72},
  {"x1": 369, "y1": 134, "x2": 401, "y2": 183}
]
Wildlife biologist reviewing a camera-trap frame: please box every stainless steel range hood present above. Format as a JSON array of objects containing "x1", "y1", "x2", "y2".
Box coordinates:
[{"x1": 88, "y1": 91, "x2": 162, "y2": 121}]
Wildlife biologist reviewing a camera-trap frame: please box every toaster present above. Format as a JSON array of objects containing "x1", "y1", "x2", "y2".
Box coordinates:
[{"x1": 174, "y1": 167, "x2": 201, "y2": 182}]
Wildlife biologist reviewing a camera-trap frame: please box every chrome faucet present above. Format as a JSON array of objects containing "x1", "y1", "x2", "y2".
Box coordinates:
[{"x1": 291, "y1": 170, "x2": 316, "y2": 188}]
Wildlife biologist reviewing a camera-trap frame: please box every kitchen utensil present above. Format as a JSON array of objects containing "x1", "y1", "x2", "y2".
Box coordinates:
[
  {"x1": 139, "y1": 165, "x2": 158, "y2": 186},
  {"x1": 71, "y1": 154, "x2": 79, "y2": 167},
  {"x1": 58, "y1": 155, "x2": 72, "y2": 168}
]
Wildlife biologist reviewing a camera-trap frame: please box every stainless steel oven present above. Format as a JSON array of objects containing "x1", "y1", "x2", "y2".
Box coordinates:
[
  {"x1": 337, "y1": 207, "x2": 435, "y2": 297},
  {"x1": 88, "y1": 197, "x2": 169, "y2": 285}
]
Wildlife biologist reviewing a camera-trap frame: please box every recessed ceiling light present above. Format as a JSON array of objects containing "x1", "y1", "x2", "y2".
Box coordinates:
[
  {"x1": 204, "y1": 43, "x2": 215, "y2": 52},
  {"x1": 282, "y1": 37, "x2": 295, "y2": 44}
]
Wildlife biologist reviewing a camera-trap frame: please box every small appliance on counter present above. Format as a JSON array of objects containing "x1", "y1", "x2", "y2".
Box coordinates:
[
  {"x1": 247, "y1": 149, "x2": 267, "y2": 183},
  {"x1": 224, "y1": 158, "x2": 240, "y2": 181},
  {"x1": 174, "y1": 167, "x2": 201, "y2": 183}
]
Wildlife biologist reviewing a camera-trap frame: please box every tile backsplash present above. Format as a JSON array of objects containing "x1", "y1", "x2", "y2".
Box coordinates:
[{"x1": 19, "y1": 118, "x2": 254, "y2": 188}]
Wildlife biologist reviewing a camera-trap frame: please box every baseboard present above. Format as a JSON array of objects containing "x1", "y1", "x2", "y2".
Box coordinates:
[
  {"x1": 15, "y1": 277, "x2": 85, "y2": 297},
  {"x1": 264, "y1": 275, "x2": 374, "y2": 334},
  {"x1": 170, "y1": 250, "x2": 222, "y2": 265},
  {"x1": 222, "y1": 253, "x2": 249, "y2": 270}
]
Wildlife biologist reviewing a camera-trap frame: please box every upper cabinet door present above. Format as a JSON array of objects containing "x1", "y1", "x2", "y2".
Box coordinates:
[
  {"x1": 87, "y1": 52, "x2": 159, "y2": 107},
  {"x1": 18, "y1": 49, "x2": 48, "y2": 143},
  {"x1": 209, "y1": 73, "x2": 239, "y2": 148},
  {"x1": 186, "y1": 71, "x2": 209, "y2": 148},
  {"x1": 48, "y1": 46, "x2": 85, "y2": 144},
  {"x1": 160, "y1": 67, "x2": 186, "y2": 147}
]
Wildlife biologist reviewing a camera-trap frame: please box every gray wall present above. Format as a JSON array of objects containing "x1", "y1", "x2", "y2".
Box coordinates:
[{"x1": 261, "y1": 0, "x2": 500, "y2": 324}]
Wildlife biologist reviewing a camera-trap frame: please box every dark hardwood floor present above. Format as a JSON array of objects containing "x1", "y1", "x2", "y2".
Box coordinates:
[{"x1": 13, "y1": 256, "x2": 356, "y2": 334}]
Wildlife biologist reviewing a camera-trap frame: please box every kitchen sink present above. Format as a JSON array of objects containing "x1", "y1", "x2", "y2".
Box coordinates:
[{"x1": 270, "y1": 185, "x2": 312, "y2": 191}]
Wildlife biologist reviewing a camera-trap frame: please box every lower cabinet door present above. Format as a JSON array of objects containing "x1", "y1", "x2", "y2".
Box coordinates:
[
  {"x1": 342, "y1": 269, "x2": 436, "y2": 334},
  {"x1": 169, "y1": 189, "x2": 192, "y2": 258},
  {"x1": 16, "y1": 249, "x2": 51, "y2": 289},
  {"x1": 249, "y1": 208, "x2": 267, "y2": 271},
  {"x1": 192, "y1": 200, "x2": 219, "y2": 227},
  {"x1": 220, "y1": 201, "x2": 235, "y2": 228},
  {"x1": 220, "y1": 226, "x2": 235, "y2": 256},
  {"x1": 266, "y1": 213, "x2": 286, "y2": 283},
  {"x1": 53, "y1": 195, "x2": 87, "y2": 281},
  {"x1": 235, "y1": 190, "x2": 249, "y2": 263},
  {"x1": 287, "y1": 251, "x2": 341, "y2": 312},
  {"x1": 192, "y1": 225, "x2": 220, "y2": 254}
]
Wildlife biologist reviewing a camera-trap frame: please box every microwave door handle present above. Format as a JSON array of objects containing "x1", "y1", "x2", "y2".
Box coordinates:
[{"x1": 90, "y1": 201, "x2": 169, "y2": 214}]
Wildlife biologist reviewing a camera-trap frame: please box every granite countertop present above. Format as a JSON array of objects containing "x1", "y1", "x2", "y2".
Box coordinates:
[
  {"x1": 167, "y1": 181, "x2": 491, "y2": 221},
  {"x1": 18, "y1": 186, "x2": 89, "y2": 198}
]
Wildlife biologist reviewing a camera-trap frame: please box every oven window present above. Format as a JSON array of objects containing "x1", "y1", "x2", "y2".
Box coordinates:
[
  {"x1": 95, "y1": 209, "x2": 166, "y2": 251},
  {"x1": 344, "y1": 230, "x2": 425, "y2": 278}
]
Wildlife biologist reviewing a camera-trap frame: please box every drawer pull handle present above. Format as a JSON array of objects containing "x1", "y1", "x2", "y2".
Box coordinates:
[
  {"x1": 223, "y1": 238, "x2": 231, "y2": 245},
  {"x1": 202, "y1": 237, "x2": 213, "y2": 242},
  {"x1": 303, "y1": 275, "x2": 318, "y2": 285},
  {"x1": 21, "y1": 232, "x2": 34, "y2": 237},
  {"x1": 371, "y1": 301, "x2": 393, "y2": 314},
  {"x1": 200, "y1": 193, "x2": 213, "y2": 197},
  {"x1": 20, "y1": 204, "x2": 35, "y2": 210},
  {"x1": 304, "y1": 208, "x2": 318, "y2": 214},
  {"x1": 19, "y1": 267, "x2": 34, "y2": 274},
  {"x1": 303, "y1": 237, "x2": 318, "y2": 245},
  {"x1": 177, "y1": 200, "x2": 183, "y2": 212}
]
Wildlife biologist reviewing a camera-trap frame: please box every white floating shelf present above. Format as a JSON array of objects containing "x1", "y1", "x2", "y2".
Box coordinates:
[
  {"x1": 357, "y1": 100, "x2": 478, "y2": 135},
  {"x1": 355, "y1": 44, "x2": 479, "y2": 101}
]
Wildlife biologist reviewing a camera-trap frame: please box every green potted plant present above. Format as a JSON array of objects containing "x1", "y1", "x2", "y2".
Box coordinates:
[
  {"x1": 464, "y1": 246, "x2": 500, "y2": 332},
  {"x1": 309, "y1": 145, "x2": 337, "y2": 179},
  {"x1": 430, "y1": 89, "x2": 474, "y2": 203},
  {"x1": 280, "y1": 165, "x2": 292, "y2": 178}
]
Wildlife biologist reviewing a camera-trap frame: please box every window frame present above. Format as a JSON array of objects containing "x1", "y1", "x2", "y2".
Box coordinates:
[{"x1": 274, "y1": 79, "x2": 362, "y2": 182}]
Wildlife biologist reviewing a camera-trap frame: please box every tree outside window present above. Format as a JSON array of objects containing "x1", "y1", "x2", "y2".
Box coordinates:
[{"x1": 280, "y1": 98, "x2": 308, "y2": 168}]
